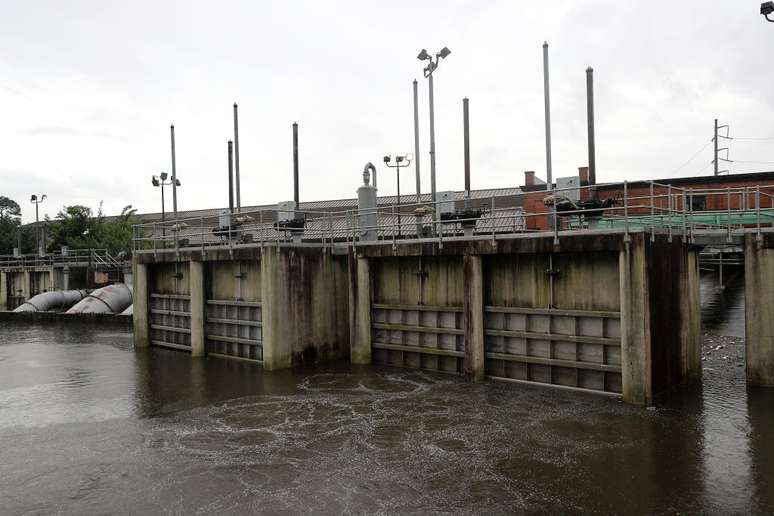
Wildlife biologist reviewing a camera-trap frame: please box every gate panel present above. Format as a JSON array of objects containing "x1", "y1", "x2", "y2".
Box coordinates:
[
  {"x1": 371, "y1": 304, "x2": 464, "y2": 373},
  {"x1": 150, "y1": 293, "x2": 191, "y2": 351},
  {"x1": 484, "y1": 307, "x2": 622, "y2": 394},
  {"x1": 205, "y1": 300, "x2": 263, "y2": 362}
]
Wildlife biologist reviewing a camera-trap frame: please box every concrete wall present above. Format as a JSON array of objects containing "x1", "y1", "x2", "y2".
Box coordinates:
[
  {"x1": 745, "y1": 234, "x2": 774, "y2": 386},
  {"x1": 371, "y1": 256, "x2": 463, "y2": 307},
  {"x1": 206, "y1": 260, "x2": 262, "y2": 302},
  {"x1": 261, "y1": 248, "x2": 349, "y2": 370},
  {"x1": 150, "y1": 262, "x2": 191, "y2": 296}
]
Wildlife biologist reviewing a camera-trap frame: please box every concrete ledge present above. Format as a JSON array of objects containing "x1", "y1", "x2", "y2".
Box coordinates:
[{"x1": 0, "y1": 311, "x2": 132, "y2": 327}]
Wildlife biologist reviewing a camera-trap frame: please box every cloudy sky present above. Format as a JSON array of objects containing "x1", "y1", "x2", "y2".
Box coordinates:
[{"x1": 1, "y1": 1, "x2": 773, "y2": 222}]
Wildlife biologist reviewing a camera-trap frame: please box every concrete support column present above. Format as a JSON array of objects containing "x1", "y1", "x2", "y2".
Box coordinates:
[
  {"x1": 463, "y1": 254, "x2": 485, "y2": 380},
  {"x1": 351, "y1": 256, "x2": 372, "y2": 364},
  {"x1": 189, "y1": 260, "x2": 205, "y2": 357},
  {"x1": 745, "y1": 235, "x2": 774, "y2": 386},
  {"x1": 680, "y1": 248, "x2": 702, "y2": 383},
  {"x1": 619, "y1": 241, "x2": 653, "y2": 405},
  {"x1": 261, "y1": 249, "x2": 286, "y2": 370},
  {"x1": 63, "y1": 266, "x2": 70, "y2": 291},
  {"x1": 133, "y1": 262, "x2": 150, "y2": 348},
  {"x1": 22, "y1": 270, "x2": 32, "y2": 300},
  {"x1": 0, "y1": 271, "x2": 7, "y2": 310}
]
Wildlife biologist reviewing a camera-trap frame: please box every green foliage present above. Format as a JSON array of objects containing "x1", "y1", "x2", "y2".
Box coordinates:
[
  {"x1": 0, "y1": 196, "x2": 26, "y2": 255},
  {"x1": 46, "y1": 203, "x2": 141, "y2": 256}
]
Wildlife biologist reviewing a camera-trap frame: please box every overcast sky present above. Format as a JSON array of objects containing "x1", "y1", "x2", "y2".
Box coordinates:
[{"x1": 2, "y1": 1, "x2": 773, "y2": 222}]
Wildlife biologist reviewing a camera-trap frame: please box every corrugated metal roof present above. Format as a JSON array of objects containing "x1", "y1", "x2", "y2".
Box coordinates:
[{"x1": 124, "y1": 186, "x2": 524, "y2": 222}]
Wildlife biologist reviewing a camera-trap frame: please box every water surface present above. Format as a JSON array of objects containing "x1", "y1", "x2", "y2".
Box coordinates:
[{"x1": 0, "y1": 308, "x2": 771, "y2": 514}]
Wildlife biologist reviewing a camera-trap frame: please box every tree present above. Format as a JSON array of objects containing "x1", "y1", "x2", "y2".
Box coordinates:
[
  {"x1": 46, "y1": 203, "x2": 140, "y2": 256},
  {"x1": 0, "y1": 196, "x2": 23, "y2": 255}
]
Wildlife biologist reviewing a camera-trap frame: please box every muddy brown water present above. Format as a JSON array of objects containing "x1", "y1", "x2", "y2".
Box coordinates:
[{"x1": 0, "y1": 274, "x2": 772, "y2": 514}]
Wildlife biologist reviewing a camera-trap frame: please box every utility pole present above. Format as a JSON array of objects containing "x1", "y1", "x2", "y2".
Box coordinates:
[{"x1": 713, "y1": 118, "x2": 731, "y2": 175}]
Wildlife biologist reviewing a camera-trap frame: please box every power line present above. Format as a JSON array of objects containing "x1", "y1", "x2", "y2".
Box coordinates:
[
  {"x1": 733, "y1": 160, "x2": 774, "y2": 165},
  {"x1": 666, "y1": 139, "x2": 713, "y2": 176},
  {"x1": 729, "y1": 136, "x2": 774, "y2": 141}
]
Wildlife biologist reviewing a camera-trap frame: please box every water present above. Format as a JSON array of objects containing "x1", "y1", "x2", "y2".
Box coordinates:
[
  {"x1": 700, "y1": 268, "x2": 746, "y2": 337},
  {"x1": 0, "y1": 295, "x2": 772, "y2": 514}
]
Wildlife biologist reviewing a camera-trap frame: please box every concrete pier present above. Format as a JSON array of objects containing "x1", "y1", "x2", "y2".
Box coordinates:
[
  {"x1": 133, "y1": 261, "x2": 149, "y2": 348},
  {"x1": 189, "y1": 261, "x2": 205, "y2": 357},
  {"x1": 745, "y1": 234, "x2": 774, "y2": 386},
  {"x1": 351, "y1": 256, "x2": 372, "y2": 365},
  {"x1": 463, "y1": 254, "x2": 485, "y2": 380}
]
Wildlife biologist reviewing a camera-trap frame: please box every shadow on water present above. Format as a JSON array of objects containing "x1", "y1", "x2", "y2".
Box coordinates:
[{"x1": 700, "y1": 267, "x2": 745, "y2": 337}]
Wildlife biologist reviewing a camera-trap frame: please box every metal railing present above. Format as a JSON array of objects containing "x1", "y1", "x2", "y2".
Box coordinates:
[
  {"x1": 0, "y1": 248, "x2": 122, "y2": 269},
  {"x1": 132, "y1": 181, "x2": 774, "y2": 253}
]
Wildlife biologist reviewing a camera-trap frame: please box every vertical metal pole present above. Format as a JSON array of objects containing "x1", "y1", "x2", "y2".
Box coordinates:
[
  {"x1": 413, "y1": 79, "x2": 421, "y2": 204},
  {"x1": 428, "y1": 73, "x2": 437, "y2": 220},
  {"x1": 624, "y1": 180, "x2": 629, "y2": 241},
  {"x1": 727, "y1": 187, "x2": 732, "y2": 242},
  {"x1": 649, "y1": 182, "x2": 654, "y2": 242},
  {"x1": 233, "y1": 103, "x2": 241, "y2": 213},
  {"x1": 397, "y1": 166, "x2": 401, "y2": 237},
  {"x1": 228, "y1": 141, "x2": 234, "y2": 213},
  {"x1": 170, "y1": 125, "x2": 178, "y2": 221},
  {"x1": 756, "y1": 186, "x2": 761, "y2": 240},
  {"x1": 463, "y1": 97, "x2": 471, "y2": 207},
  {"x1": 667, "y1": 185, "x2": 673, "y2": 242},
  {"x1": 586, "y1": 67, "x2": 596, "y2": 188},
  {"x1": 543, "y1": 42, "x2": 553, "y2": 191},
  {"x1": 293, "y1": 122, "x2": 299, "y2": 209},
  {"x1": 714, "y1": 118, "x2": 719, "y2": 176},
  {"x1": 682, "y1": 190, "x2": 687, "y2": 243},
  {"x1": 161, "y1": 182, "x2": 166, "y2": 247}
]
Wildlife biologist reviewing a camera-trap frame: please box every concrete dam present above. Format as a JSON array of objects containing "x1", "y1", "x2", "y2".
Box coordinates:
[{"x1": 131, "y1": 174, "x2": 774, "y2": 406}]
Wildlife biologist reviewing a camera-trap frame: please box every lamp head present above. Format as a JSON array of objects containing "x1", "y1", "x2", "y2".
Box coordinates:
[
  {"x1": 151, "y1": 176, "x2": 160, "y2": 187},
  {"x1": 417, "y1": 49, "x2": 430, "y2": 60},
  {"x1": 30, "y1": 195, "x2": 36, "y2": 202},
  {"x1": 437, "y1": 47, "x2": 451, "y2": 59},
  {"x1": 175, "y1": 179, "x2": 181, "y2": 186},
  {"x1": 383, "y1": 155, "x2": 391, "y2": 164},
  {"x1": 160, "y1": 172, "x2": 168, "y2": 181},
  {"x1": 762, "y1": 1, "x2": 774, "y2": 15},
  {"x1": 396, "y1": 156, "x2": 404, "y2": 163},
  {"x1": 405, "y1": 153, "x2": 414, "y2": 162}
]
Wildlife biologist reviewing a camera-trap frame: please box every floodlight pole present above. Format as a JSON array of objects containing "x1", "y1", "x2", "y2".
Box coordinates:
[{"x1": 428, "y1": 72, "x2": 437, "y2": 219}]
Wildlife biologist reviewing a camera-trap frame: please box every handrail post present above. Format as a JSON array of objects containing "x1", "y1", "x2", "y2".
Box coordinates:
[
  {"x1": 682, "y1": 190, "x2": 687, "y2": 243},
  {"x1": 667, "y1": 185, "x2": 673, "y2": 242},
  {"x1": 727, "y1": 186, "x2": 732, "y2": 243},
  {"x1": 649, "y1": 181, "x2": 655, "y2": 242},
  {"x1": 756, "y1": 186, "x2": 762, "y2": 242},
  {"x1": 200, "y1": 216, "x2": 205, "y2": 256},
  {"x1": 491, "y1": 196, "x2": 496, "y2": 244},
  {"x1": 623, "y1": 180, "x2": 629, "y2": 242}
]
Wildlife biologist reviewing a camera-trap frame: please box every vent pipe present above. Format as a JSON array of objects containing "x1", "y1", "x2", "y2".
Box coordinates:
[
  {"x1": 586, "y1": 67, "x2": 596, "y2": 186},
  {"x1": 542, "y1": 42, "x2": 552, "y2": 192},
  {"x1": 293, "y1": 122, "x2": 299, "y2": 207},
  {"x1": 463, "y1": 97, "x2": 471, "y2": 202},
  {"x1": 233, "y1": 103, "x2": 241, "y2": 212},
  {"x1": 228, "y1": 140, "x2": 234, "y2": 213}
]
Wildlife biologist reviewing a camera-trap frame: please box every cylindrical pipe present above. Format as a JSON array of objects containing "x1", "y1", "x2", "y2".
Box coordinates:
[
  {"x1": 170, "y1": 125, "x2": 178, "y2": 219},
  {"x1": 542, "y1": 42, "x2": 552, "y2": 191},
  {"x1": 428, "y1": 73, "x2": 437, "y2": 214},
  {"x1": 66, "y1": 284, "x2": 133, "y2": 314},
  {"x1": 293, "y1": 122, "x2": 299, "y2": 208},
  {"x1": 233, "y1": 103, "x2": 241, "y2": 212},
  {"x1": 413, "y1": 79, "x2": 421, "y2": 204},
  {"x1": 228, "y1": 140, "x2": 235, "y2": 213},
  {"x1": 586, "y1": 67, "x2": 596, "y2": 186},
  {"x1": 13, "y1": 289, "x2": 88, "y2": 312},
  {"x1": 463, "y1": 97, "x2": 471, "y2": 198}
]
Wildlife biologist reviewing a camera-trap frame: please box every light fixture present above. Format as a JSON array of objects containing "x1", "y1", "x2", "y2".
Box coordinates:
[
  {"x1": 437, "y1": 47, "x2": 451, "y2": 59},
  {"x1": 383, "y1": 155, "x2": 391, "y2": 164},
  {"x1": 417, "y1": 49, "x2": 430, "y2": 60},
  {"x1": 763, "y1": 1, "x2": 774, "y2": 21}
]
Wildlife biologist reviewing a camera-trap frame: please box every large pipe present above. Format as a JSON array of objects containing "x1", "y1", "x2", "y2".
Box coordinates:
[
  {"x1": 463, "y1": 97, "x2": 471, "y2": 198},
  {"x1": 293, "y1": 122, "x2": 299, "y2": 207},
  {"x1": 228, "y1": 140, "x2": 235, "y2": 213},
  {"x1": 233, "y1": 103, "x2": 241, "y2": 212},
  {"x1": 13, "y1": 289, "x2": 88, "y2": 312},
  {"x1": 66, "y1": 284, "x2": 133, "y2": 314},
  {"x1": 586, "y1": 67, "x2": 596, "y2": 186},
  {"x1": 543, "y1": 42, "x2": 552, "y2": 191},
  {"x1": 413, "y1": 79, "x2": 421, "y2": 204}
]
